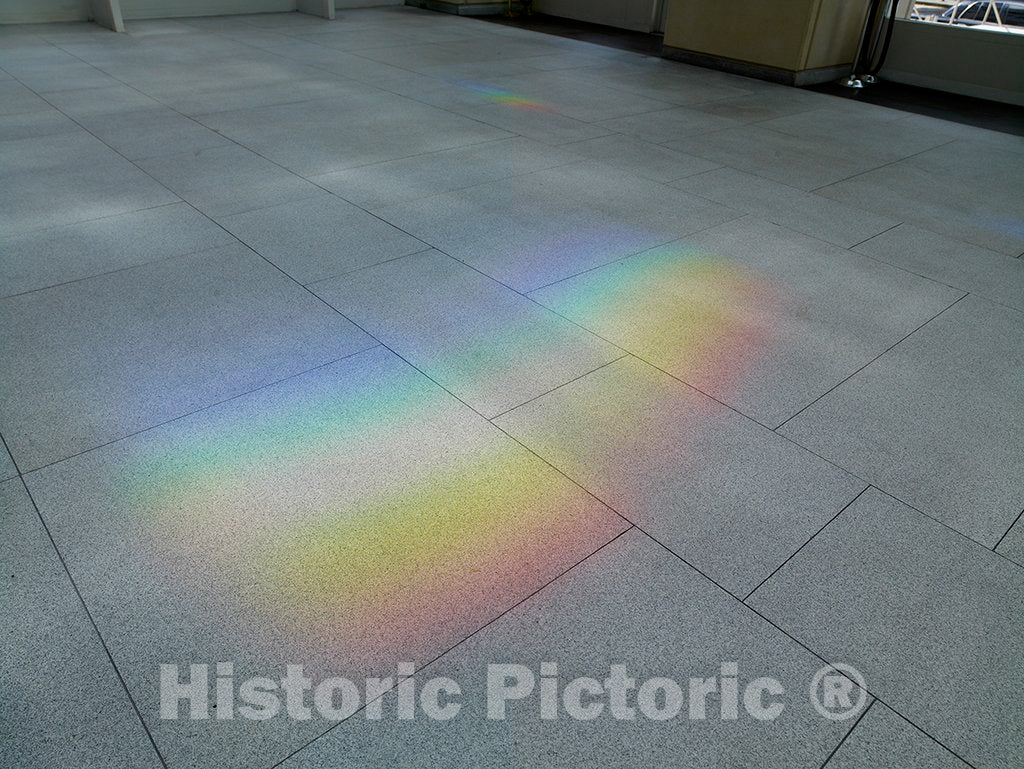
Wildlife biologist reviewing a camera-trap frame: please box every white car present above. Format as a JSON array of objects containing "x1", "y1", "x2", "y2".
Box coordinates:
[{"x1": 912, "y1": 0, "x2": 1024, "y2": 34}]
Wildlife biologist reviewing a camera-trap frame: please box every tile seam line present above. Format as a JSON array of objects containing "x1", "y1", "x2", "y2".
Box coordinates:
[
  {"x1": 818, "y1": 699, "x2": 874, "y2": 769},
  {"x1": 743, "y1": 485, "x2": 871, "y2": 603},
  {"x1": 0, "y1": 200, "x2": 183, "y2": 243},
  {"x1": 38, "y1": 36, "x2": 525, "y2": 171},
  {"x1": 160, "y1": 23, "x2": 552, "y2": 141},
  {"x1": 807, "y1": 137, "x2": 959, "y2": 193},
  {"x1": 12, "y1": 46, "x2": 1015, "y2": 571},
  {"x1": 638, "y1": 523, "x2": 982, "y2": 769},
  {"x1": 7, "y1": 21, "x2": 994, "y2": 769},
  {"x1": 993, "y1": 507, "x2": 1024, "y2": 551},
  {"x1": 0, "y1": 432, "x2": 170, "y2": 769},
  {"x1": 773, "y1": 292, "x2": 969, "y2": 431},
  {"x1": 0, "y1": 239, "x2": 240, "y2": 301},
  {"x1": 18, "y1": 346, "x2": 382, "y2": 476},
  {"x1": 263, "y1": 524, "x2": 638, "y2": 769},
  {"x1": 31, "y1": 38, "x2": 519, "y2": 208},
  {"x1": 488, "y1": 354, "x2": 629, "y2": 420}
]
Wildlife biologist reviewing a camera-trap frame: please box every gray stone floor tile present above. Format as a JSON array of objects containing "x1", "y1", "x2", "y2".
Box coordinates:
[
  {"x1": 687, "y1": 88, "x2": 835, "y2": 123},
  {"x1": 2, "y1": 59, "x2": 120, "y2": 93},
  {"x1": 454, "y1": 69, "x2": 673, "y2": 123},
  {"x1": 779, "y1": 295, "x2": 1024, "y2": 546},
  {"x1": 278, "y1": 529, "x2": 856, "y2": 769},
  {"x1": 215, "y1": 192, "x2": 426, "y2": 284},
  {"x1": 672, "y1": 167, "x2": 900, "y2": 248},
  {"x1": 0, "y1": 107, "x2": 78, "y2": 142},
  {"x1": 530, "y1": 217, "x2": 962, "y2": 427},
  {"x1": 824, "y1": 704, "x2": 970, "y2": 769},
  {"x1": 563, "y1": 133, "x2": 722, "y2": 183},
  {"x1": 1, "y1": 479, "x2": 162, "y2": 769},
  {"x1": 136, "y1": 144, "x2": 322, "y2": 218},
  {"x1": 495, "y1": 356, "x2": 866, "y2": 595},
  {"x1": 0, "y1": 202, "x2": 235, "y2": 297},
  {"x1": 748, "y1": 488, "x2": 1024, "y2": 769},
  {"x1": 0, "y1": 442, "x2": 17, "y2": 481},
  {"x1": 0, "y1": 133, "x2": 180, "y2": 236},
  {"x1": 0, "y1": 80, "x2": 51, "y2": 116},
  {"x1": 816, "y1": 140, "x2": 1024, "y2": 256},
  {"x1": 449, "y1": 100, "x2": 613, "y2": 144},
  {"x1": 193, "y1": 93, "x2": 512, "y2": 177},
  {"x1": 75, "y1": 107, "x2": 234, "y2": 161},
  {"x1": 311, "y1": 250, "x2": 621, "y2": 417},
  {"x1": 663, "y1": 124, "x2": 907, "y2": 191},
  {"x1": 24, "y1": 346, "x2": 627, "y2": 769},
  {"x1": 39, "y1": 84, "x2": 164, "y2": 117},
  {"x1": 373, "y1": 161, "x2": 740, "y2": 292},
  {"x1": 853, "y1": 223, "x2": 1024, "y2": 311},
  {"x1": 595, "y1": 106, "x2": 745, "y2": 145},
  {"x1": 0, "y1": 243, "x2": 374, "y2": 470},
  {"x1": 572, "y1": 60, "x2": 754, "y2": 105},
  {"x1": 311, "y1": 136, "x2": 577, "y2": 209},
  {"x1": 757, "y1": 107, "x2": 958, "y2": 159}
]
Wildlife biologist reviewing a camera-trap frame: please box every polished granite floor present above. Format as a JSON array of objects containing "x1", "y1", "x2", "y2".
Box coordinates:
[{"x1": 1, "y1": 6, "x2": 1023, "y2": 769}]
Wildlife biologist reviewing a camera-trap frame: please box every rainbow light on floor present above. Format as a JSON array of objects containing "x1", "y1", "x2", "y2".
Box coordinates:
[
  {"x1": 130, "y1": 244, "x2": 778, "y2": 660},
  {"x1": 532, "y1": 248, "x2": 780, "y2": 399},
  {"x1": 131, "y1": 355, "x2": 618, "y2": 659},
  {"x1": 453, "y1": 79, "x2": 549, "y2": 110}
]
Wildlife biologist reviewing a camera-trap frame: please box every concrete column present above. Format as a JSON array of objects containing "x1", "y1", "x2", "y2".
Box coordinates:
[
  {"x1": 297, "y1": 0, "x2": 335, "y2": 19},
  {"x1": 91, "y1": 0, "x2": 124, "y2": 31},
  {"x1": 662, "y1": 0, "x2": 871, "y2": 85}
]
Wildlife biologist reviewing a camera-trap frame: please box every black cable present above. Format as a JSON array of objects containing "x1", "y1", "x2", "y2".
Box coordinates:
[
  {"x1": 853, "y1": 0, "x2": 884, "y2": 74},
  {"x1": 866, "y1": 0, "x2": 897, "y2": 75}
]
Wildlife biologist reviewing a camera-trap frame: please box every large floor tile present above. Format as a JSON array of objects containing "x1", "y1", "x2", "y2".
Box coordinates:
[
  {"x1": 0, "y1": 441, "x2": 17, "y2": 481},
  {"x1": 0, "y1": 107, "x2": 78, "y2": 142},
  {"x1": 495, "y1": 356, "x2": 866, "y2": 595},
  {"x1": 1, "y1": 479, "x2": 162, "y2": 769},
  {"x1": 0, "y1": 243, "x2": 373, "y2": 470},
  {"x1": 756, "y1": 106, "x2": 957, "y2": 160},
  {"x1": 43, "y1": 84, "x2": 165, "y2": 117},
  {"x1": 663, "y1": 124, "x2": 906, "y2": 191},
  {"x1": 449, "y1": 99, "x2": 613, "y2": 144},
  {"x1": 0, "y1": 202, "x2": 234, "y2": 297},
  {"x1": 824, "y1": 703, "x2": 969, "y2": 769},
  {"x1": 853, "y1": 224, "x2": 1024, "y2": 311},
  {"x1": 530, "y1": 217, "x2": 962, "y2": 427},
  {"x1": 279, "y1": 529, "x2": 856, "y2": 769},
  {"x1": 0, "y1": 132, "x2": 180, "y2": 236},
  {"x1": 0, "y1": 80, "x2": 51, "y2": 116},
  {"x1": 572, "y1": 60, "x2": 754, "y2": 106},
  {"x1": 311, "y1": 250, "x2": 621, "y2": 417},
  {"x1": 562, "y1": 133, "x2": 721, "y2": 183},
  {"x1": 215, "y1": 192, "x2": 426, "y2": 284},
  {"x1": 194, "y1": 93, "x2": 512, "y2": 177},
  {"x1": 672, "y1": 167, "x2": 900, "y2": 249},
  {"x1": 311, "y1": 136, "x2": 577, "y2": 209},
  {"x1": 24, "y1": 347, "x2": 627, "y2": 769},
  {"x1": 748, "y1": 488, "x2": 1024, "y2": 769},
  {"x1": 780, "y1": 294, "x2": 1024, "y2": 546},
  {"x1": 75, "y1": 107, "x2": 233, "y2": 161},
  {"x1": 136, "y1": 145, "x2": 323, "y2": 218},
  {"x1": 595, "y1": 105, "x2": 745, "y2": 145},
  {"x1": 816, "y1": 139, "x2": 1024, "y2": 256},
  {"x1": 453, "y1": 69, "x2": 673, "y2": 123},
  {"x1": 373, "y1": 161, "x2": 740, "y2": 292}
]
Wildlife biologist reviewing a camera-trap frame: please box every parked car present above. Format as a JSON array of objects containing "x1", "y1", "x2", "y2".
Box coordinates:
[{"x1": 912, "y1": 0, "x2": 1024, "y2": 33}]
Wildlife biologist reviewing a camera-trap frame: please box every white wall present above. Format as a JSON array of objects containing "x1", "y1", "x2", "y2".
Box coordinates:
[
  {"x1": 882, "y1": 19, "x2": 1024, "y2": 106},
  {"x1": 534, "y1": 0, "x2": 659, "y2": 33}
]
